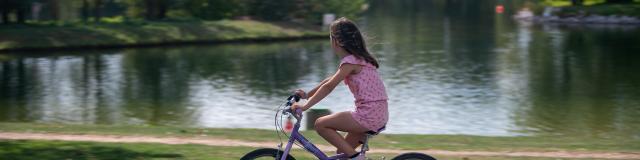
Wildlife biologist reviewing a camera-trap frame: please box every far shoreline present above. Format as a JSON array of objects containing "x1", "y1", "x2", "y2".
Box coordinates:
[
  {"x1": 527, "y1": 14, "x2": 640, "y2": 24},
  {"x1": 514, "y1": 3, "x2": 640, "y2": 25},
  {"x1": 0, "y1": 20, "x2": 328, "y2": 53},
  {"x1": 0, "y1": 34, "x2": 327, "y2": 53}
]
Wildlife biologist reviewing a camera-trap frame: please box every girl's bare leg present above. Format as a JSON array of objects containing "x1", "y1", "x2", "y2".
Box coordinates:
[
  {"x1": 345, "y1": 132, "x2": 365, "y2": 149},
  {"x1": 337, "y1": 132, "x2": 365, "y2": 154},
  {"x1": 315, "y1": 111, "x2": 369, "y2": 156}
]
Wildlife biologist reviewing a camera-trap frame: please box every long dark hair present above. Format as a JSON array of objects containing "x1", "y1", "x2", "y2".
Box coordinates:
[{"x1": 330, "y1": 17, "x2": 379, "y2": 68}]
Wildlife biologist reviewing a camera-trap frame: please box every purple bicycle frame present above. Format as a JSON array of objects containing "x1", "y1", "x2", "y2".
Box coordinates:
[{"x1": 280, "y1": 110, "x2": 352, "y2": 160}]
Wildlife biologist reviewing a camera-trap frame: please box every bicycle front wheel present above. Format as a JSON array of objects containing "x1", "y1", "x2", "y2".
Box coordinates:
[
  {"x1": 241, "y1": 148, "x2": 296, "y2": 160},
  {"x1": 391, "y1": 152, "x2": 437, "y2": 160}
]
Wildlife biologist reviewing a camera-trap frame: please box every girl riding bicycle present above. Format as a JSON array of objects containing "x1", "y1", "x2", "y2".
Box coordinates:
[{"x1": 291, "y1": 17, "x2": 388, "y2": 160}]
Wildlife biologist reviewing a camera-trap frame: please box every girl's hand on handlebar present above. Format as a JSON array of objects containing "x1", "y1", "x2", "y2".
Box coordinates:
[
  {"x1": 291, "y1": 102, "x2": 308, "y2": 112},
  {"x1": 294, "y1": 89, "x2": 307, "y2": 99}
]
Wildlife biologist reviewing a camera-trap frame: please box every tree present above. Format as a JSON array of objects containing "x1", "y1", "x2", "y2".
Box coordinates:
[
  {"x1": 48, "y1": 0, "x2": 59, "y2": 20},
  {"x1": 15, "y1": 1, "x2": 27, "y2": 23},
  {"x1": 185, "y1": 0, "x2": 243, "y2": 20},
  {"x1": 571, "y1": 0, "x2": 582, "y2": 6},
  {"x1": 1, "y1": 0, "x2": 9, "y2": 24},
  {"x1": 0, "y1": 0, "x2": 31, "y2": 24},
  {"x1": 294, "y1": 0, "x2": 367, "y2": 24},
  {"x1": 144, "y1": 0, "x2": 168, "y2": 20},
  {"x1": 94, "y1": 0, "x2": 104, "y2": 21},
  {"x1": 249, "y1": 0, "x2": 295, "y2": 21},
  {"x1": 120, "y1": 0, "x2": 167, "y2": 20},
  {"x1": 82, "y1": 0, "x2": 89, "y2": 22},
  {"x1": 122, "y1": 0, "x2": 142, "y2": 18}
]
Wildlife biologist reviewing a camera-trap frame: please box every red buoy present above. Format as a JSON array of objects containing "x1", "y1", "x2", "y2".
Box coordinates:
[{"x1": 496, "y1": 5, "x2": 504, "y2": 14}]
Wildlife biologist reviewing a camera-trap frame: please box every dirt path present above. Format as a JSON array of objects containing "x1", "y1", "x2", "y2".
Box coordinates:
[{"x1": 1, "y1": 132, "x2": 639, "y2": 159}]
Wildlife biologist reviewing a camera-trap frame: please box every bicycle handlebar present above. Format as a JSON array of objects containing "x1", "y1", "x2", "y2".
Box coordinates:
[
  {"x1": 284, "y1": 94, "x2": 303, "y2": 120},
  {"x1": 286, "y1": 94, "x2": 301, "y2": 106}
]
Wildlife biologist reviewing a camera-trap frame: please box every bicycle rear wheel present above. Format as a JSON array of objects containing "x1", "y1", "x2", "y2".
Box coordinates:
[
  {"x1": 241, "y1": 148, "x2": 296, "y2": 160},
  {"x1": 391, "y1": 152, "x2": 436, "y2": 160}
]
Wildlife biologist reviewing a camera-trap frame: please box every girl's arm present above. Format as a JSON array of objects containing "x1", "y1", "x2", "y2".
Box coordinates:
[
  {"x1": 298, "y1": 64, "x2": 359, "y2": 111},
  {"x1": 305, "y1": 77, "x2": 331, "y2": 99}
]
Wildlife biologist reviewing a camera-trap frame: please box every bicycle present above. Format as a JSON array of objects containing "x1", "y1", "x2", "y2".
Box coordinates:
[{"x1": 241, "y1": 95, "x2": 436, "y2": 160}]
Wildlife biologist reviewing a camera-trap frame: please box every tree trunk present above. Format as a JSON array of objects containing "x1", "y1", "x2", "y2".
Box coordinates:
[
  {"x1": 94, "y1": 0, "x2": 103, "y2": 22},
  {"x1": 144, "y1": 0, "x2": 153, "y2": 20},
  {"x1": 81, "y1": 0, "x2": 89, "y2": 22},
  {"x1": 49, "y1": 0, "x2": 59, "y2": 20},
  {"x1": 144, "y1": 0, "x2": 168, "y2": 20},
  {"x1": 16, "y1": 4, "x2": 25, "y2": 24},
  {"x1": 158, "y1": 0, "x2": 166, "y2": 19},
  {"x1": 1, "y1": 0, "x2": 9, "y2": 24}
]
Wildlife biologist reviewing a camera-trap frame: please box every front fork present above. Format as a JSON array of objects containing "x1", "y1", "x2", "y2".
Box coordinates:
[{"x1": 280, "y1": 134, "x2": 296, "y2": 160}]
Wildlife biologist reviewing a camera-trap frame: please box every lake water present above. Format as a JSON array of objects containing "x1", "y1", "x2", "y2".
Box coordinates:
[{"x1": 1, "y1": 0, "x2": 639, "y2": 138}]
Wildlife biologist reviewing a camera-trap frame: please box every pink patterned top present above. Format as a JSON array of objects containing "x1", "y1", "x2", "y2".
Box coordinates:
[{"x1": 340, "y1": 55, "x2": 388, "y2": 103}]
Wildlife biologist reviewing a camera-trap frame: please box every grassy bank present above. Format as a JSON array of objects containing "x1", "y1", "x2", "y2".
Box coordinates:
[
  {"x1": 0, "y1": 20, "x2": 326, "y2": 52},
  {"x1": 554, "y1": 4, "x2": 640, "y2": 17},
  {"x1": 537, "y1": 0, "x2": 640, "y2": 17},
  {"x1": 0, "y1": 140, "x2": 612, "y2": 160},
  {"x1": 1, "y1": 122, "x2": 638, "y2": 153}
]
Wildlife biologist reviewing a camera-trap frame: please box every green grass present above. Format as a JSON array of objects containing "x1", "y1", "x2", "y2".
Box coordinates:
[
  {"x1": 372, "y1": 134, "x2": 640, "y2": 152},
  {"x1": 1, "y1": 122, "x2": 639, "y2": 153},
  {"x1": 543, "y1": 0, "x2": 640, "y2": 7},
  {"x1": 0, "y1": 140, "x2": 612, "y2": 160},
  {"x1": 543, "y1": 0, "x2": 611, "y2": 7},
  {"x1": 0, "y1": 20, "x2": 326, "y2": 51}
]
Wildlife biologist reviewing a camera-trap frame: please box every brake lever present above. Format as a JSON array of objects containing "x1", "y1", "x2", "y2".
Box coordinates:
[{"x1": 282, "y1": 108, "x2": 291, "y2": 116}]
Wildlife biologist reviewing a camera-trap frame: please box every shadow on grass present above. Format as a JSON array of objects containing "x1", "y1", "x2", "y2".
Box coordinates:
[{"x1": 0, "y1": 140, "x2": 183, "y2": 160}]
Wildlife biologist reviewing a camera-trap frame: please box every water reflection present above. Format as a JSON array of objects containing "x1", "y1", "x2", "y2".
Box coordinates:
[
  {"x1": 360, "y1": 0, "x2": 640, "y2": 137},
  {"x1": 1, "y1": 0, "x2": 639, "y2": 138},
  {"x1": 0, "y1": 42, "x2": 332, "y2": 128},
  {"x1": 518, "y1": 24, "x2": 640, "y2": 138}
]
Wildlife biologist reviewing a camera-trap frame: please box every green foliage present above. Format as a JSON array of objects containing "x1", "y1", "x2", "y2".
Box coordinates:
[
  {"x1": 543, "y1": 0, "x2": 639, "y2": 6},
  {"x1": 122, "y1": 0, "x2": 368, "y2": 22},
  {"x1": 100, "y1": 16, "x2": 126, "y2": 23},
  {"x1": 241, "y1": 0, "x2": 367, "y2": 22},
  {"x1": 1, "y1": 0, "x2": 36, "y2": 24},
  {"x1": 539, "y1": 0, "x2": 640, "y2": 17},
  {"x1": 183, "y1": 0, "x2": 244, "y2": 20},
  {"x1": 246, "y1": 0, "x2": 296, "y2": 21},
  {"x1": 557, "y1": 4, "x2": 640, "y2": 17},
  {"x1": 122, "y1": 0, "x2": 145, "y2": 18},
  {"x1": 312, "y1": 0, "x2": 368, "y2": 18},
  {"x1": 296, "y1": 0, "x2": 368, "y2": 23},
  {"x1": 606, "y1": 0, "x2": 635, "y2": 3},
  {"x1": 543, "y1": 0, "x2": 606, "y2": 6},
  {"x1": 3, "y1": 0, "x2": 368, "y2": 23}
]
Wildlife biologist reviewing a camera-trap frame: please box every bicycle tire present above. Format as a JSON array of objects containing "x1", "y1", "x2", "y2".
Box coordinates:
[
  {"x1": 391, "y1": 152, "x2": 437, "y2": 160},
  {"x1": 241, "y1": 148, "x2": 296, "y2": 160}
]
